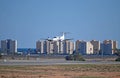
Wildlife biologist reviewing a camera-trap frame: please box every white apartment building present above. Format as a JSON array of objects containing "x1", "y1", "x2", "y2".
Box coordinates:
[
  {"x1": 76, "y1": 40, "x2": 93, "y2": 55},
  {"x1": 1, "y1": 39, "x2": 17, "y2": 55},
  {"x1": 101, "y1": 40, "x2": 118, "y2": 55},
  {"x1": 90, "y1": 40, "x2": 100, "y2": 54},
  {"x1": 36, "y1": 40, "x2": 74, "y2": 54}
]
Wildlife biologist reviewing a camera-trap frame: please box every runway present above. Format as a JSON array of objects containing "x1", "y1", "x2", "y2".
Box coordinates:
[{"x1": 0, "y1": 59, "x2": 120, "y2": 65}]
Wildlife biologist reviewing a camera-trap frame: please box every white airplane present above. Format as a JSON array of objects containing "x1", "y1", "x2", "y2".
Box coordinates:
[
  {"x1": 41, "y1": 32, "x2": 72, "y2": 41},
  {"x1": 53, "y1": 32, "x2": 65, "y2": 41}
]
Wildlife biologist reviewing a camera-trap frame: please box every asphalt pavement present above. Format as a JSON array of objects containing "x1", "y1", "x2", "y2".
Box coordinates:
[{"x1": 0, "y1": 59, "x2": 120, "y2": 65}]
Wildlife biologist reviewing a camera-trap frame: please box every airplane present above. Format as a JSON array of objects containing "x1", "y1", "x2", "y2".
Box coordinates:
[
  {"x1": 40, "y1": 32, "x2": 73, "y2": 41},
  {"x1": 53, "y1": 32, "x2": 65, "y2": 41}
]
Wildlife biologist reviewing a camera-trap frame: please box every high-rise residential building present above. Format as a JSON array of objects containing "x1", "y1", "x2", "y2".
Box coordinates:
[
  {"x1": 113, "y1": 41, "x2": 118, "y2": 53},
  {"x1": 75, "y1": 40, "x2": 81, "y2": 53},
  {"x1": 36, "y1": 39, "x2": 74, "y2": 54},
  {"x1": 36, "y1": 39, "x2": 119, "y2": 55},
  {"x1": 101, "y1": 40, "x2": 118, "y2": 55},
  {"x1": 36, "y1": 40, "x2": 45, "y2": 54},
  {"x1": 36, "y1": 40, "x2": 41, "y2": 53},
  {"x1": 52, "y1": 41, "x2": 58, "y2": 54},
  {"x1": 58, "y1": 40, "x2": 64, "y2": 54},
  {"x1": 36, "y1": 33, "x2": 75, "y2": 54},
  {"x1": 45, "y1": 40, "x2": 51, "y2": 54},
  {"x1": 63, "y1": 40, "x2": 74, "y2": 54},
  {"x1": 36, "y1": 40, "x2": 51, "y2": 54},
  {"x1": 75, "y1": 40, "x2": 93, "y2": 55},
  {"x1": 86, "y1": 41, "x2": 93, "y2": 54},
  {"x1": 36, "y1": 40, "x2": 50, "y2": 54},
  {"x1": 1, "y1": 39, "x2": 17, "y2": 55},
  {"x1": 1, "y1": 40, "x2": 7, "y2": 54},
  {"x1": 49, "y1": 41, "x2": 54, "y2": 54},
  {"x1": 90, "y1": 40, "x2": 100, "y2": 54},
  {"x1": 69, "y1": 41, "x2": 74, "y2": 54}
]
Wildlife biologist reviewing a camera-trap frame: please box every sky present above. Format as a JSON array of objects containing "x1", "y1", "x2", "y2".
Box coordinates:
[{"x1": 0, "y1": 0, "x2": 120, "y2": 48}]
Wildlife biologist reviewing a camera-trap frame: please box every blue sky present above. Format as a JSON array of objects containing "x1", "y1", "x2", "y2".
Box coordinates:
[{"x1": 0, "y1": 0, "x2": 120, "y2": 48}]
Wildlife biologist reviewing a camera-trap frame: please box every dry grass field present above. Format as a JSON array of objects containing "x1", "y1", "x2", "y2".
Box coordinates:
[{"x1": 0, "y1": 64, "x2": 120, "y2": 78}]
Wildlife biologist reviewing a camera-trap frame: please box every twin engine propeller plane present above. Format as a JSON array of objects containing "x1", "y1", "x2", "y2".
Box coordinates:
[{"x1": 40, "y1": 32, "x2": 73, "y2": 41}]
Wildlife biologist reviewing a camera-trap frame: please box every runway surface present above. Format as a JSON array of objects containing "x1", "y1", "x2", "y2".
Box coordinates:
[{"x1": 0, "y1": 59, "x2": 120, "y2": 65}]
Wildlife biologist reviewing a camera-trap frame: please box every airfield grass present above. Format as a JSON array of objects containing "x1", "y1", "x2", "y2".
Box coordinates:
[{"x1": 0, "y1": 64, "x2": 120, "y2": 78}]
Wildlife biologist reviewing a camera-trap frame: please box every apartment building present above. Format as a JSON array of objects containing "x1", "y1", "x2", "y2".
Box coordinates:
[
  {"x1": 76, "y1": 40, "x2": 93, "y2": 55},
  {"x1": 90, "y1": 40, "x2": 100, "y2": 54},
  {"x1": 1, "y1": 39, "x2": 17, "y2": 55}
]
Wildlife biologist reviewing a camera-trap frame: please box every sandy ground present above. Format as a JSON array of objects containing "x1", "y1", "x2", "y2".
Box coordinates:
[{"x1": 0, "y1": 64, "x2": 120, "y2": 78}]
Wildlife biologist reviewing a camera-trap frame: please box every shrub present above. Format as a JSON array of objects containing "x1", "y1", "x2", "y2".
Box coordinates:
[
  {"x1": 0, "y1": 54, "x2": 2, "y2": 59},
  {"x1": 115, "y1": 57, "x2": 120, "y2": 61},
  {"x1": 114, "y1": 49, "x2": 120, "y2": 61},
  {"x1": 65, "y1": 54, "x2": 85, "y2": 61},
  {"x1": 73, "y1": 54, "x2": 85, "y2": 61}
]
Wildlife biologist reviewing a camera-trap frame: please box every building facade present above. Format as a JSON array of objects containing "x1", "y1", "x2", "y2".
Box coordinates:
[
  {"x1": 63, "y1": 40, "x2": 74, "y2": 54},
  {"x1": 1, "y1": 39, "x2": 17, "y2": 55},
  {"x1": 36, "y1": 40, "x2": 74, "y2": 54},
  {"x1": 36, "y1": 40, "x2": 45, "y2": 54},
  {"x1": 100, "y1": 40, "x2": 118, "y2": 55},
  {"x1": 36, "y1": 39, "x2": 118, "y2": 55},
  {"x1": 76, "y1": 40, "x2": 93, "y2": 55},
  {"x1": 90, "y1": 40, "x2": 100, "y2": 54}
]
